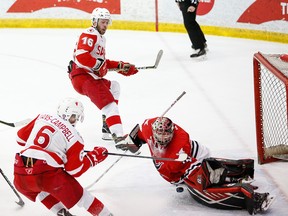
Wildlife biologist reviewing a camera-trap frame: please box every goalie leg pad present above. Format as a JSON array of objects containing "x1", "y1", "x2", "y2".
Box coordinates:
[
  {"x1": 184, "y1": 158, "x2": 254, "y2": 191},
  {"x1": 186, "y1": 184, "x2": 248, "y2": 210},
  {"x1": 213, "y1": 158, "x2": 254, "y2": 180},
  {"x1": 200, "y1": 158, "x2": 228, "y2": 189},
  {"x1": 184, "y1": 158, "x2": 228, "y2": 191}
]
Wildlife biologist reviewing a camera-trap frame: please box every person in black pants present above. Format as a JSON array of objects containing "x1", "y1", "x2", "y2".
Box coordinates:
[{"x1": 176, "y1": 0, "x2": 207, "y2": 58}]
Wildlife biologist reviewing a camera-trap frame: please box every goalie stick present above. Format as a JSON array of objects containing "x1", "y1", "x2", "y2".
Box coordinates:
[
  {"x1": 0, "y1": 168, "x2": 25, "y2": 207},
  {"x1": 109, "y1": 49, "x2": 163, "y2": 71},
  {"x1": 160, "y1": 91, "x2": 186, "y2": 117},
  {"x1": 0, "y1": 118, "x2": 31, "y2": 127}
]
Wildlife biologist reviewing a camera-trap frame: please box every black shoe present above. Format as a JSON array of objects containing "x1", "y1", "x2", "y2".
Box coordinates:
[
  {"x1": 190, "y1": 48, "x2": 206, "y2": 58},
  {"x1": 57, "y1": 208, "x2": 74, "y2": 216},
  {"x1": 102, "y1": 115, "x2": 113, "y2": 140}
]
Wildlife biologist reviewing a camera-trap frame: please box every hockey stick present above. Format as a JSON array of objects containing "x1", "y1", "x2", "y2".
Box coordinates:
[
  {"x1": 0, "y1": 118, "x2": 31, "y2": 127},
  {"x1": 85, "y1": 151, "x2": 127, "y2": 190},
  {"x1": 109, "y1": 49, "x2": 163, "y2": 71},
  {"x1": 135, "y1": 49, "x2": 163, "y2": 70},
  {"x1": 160, "y1": 91, "x2": 186, "y2": 117},
  {"x1": 0, "y1": 168, "x2": 25, "y2": 207},
  {"x1": 105, "y1": 152, "x2": 188, "y2": 162}
]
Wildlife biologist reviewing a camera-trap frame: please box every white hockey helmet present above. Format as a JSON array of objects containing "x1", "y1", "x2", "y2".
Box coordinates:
[
  {"x1": 91, "y1": 8, "x2": 112, "y2": 28},
  {"x1": 152, "y1": 117, "x2": 174, "y2": 147},
  {"x1": 57, "y1": 98, "x2": 84, "y2": 126}
]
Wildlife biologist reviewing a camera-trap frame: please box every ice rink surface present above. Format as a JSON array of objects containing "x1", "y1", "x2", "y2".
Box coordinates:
[{"x1": 0, "y1": 28, "x2": 288, "y2": 215}]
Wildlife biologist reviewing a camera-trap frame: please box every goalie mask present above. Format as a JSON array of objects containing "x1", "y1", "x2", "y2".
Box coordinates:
[
  {"x1": 91, "y1": 8, "x2": 112, "y2": 28},
  {"x1": 152, "y1": 117, "x2": 174, "y2": 147},
  {"x1": 57, "y1": 98, "x2": 84, "y2": 127}
]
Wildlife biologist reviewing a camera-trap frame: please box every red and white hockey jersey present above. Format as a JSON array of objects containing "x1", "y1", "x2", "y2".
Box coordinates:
[
  {"x1": 137, "y1": 117, "x2": 210, "y2": 184},
  {"x1": 72, "y1": 26, "x2": 119, "y2": 79},
  {"x1": 16, "y1": 113, "x2": 91, "y2": 177}
]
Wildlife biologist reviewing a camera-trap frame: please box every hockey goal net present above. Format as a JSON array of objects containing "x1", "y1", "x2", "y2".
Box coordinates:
[{"x1": 253, "y1": 52, "x2": 288, "y2": 164}]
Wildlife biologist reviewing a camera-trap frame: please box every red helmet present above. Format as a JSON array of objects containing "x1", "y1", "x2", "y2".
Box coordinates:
[{"x1": 152, "y1": 117, "x2": 174, "y2": 147}]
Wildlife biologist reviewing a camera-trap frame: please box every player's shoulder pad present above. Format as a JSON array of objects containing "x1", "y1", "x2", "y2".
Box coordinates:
[{"x1": 84, "y1": 27, "x2": 98, "y2": 35}]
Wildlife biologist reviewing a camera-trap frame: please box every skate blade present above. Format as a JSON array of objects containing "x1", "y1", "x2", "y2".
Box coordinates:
[
  {"x1": 190, "y1": 54, "x2": 207, "y2": 61},
  {"x1": 262, "y1": 195, "x2": 275, "y2": 211},
  {"x1": 102, "y1": 133, "x2": 113, "y2": 141}
]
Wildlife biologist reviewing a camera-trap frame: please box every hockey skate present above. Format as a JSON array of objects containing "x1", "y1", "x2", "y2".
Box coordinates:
[
  {"x1": 57, "y1": 208, "x2": 75, "y2": 216},
  {"x1": 248, "y1": 192, "x2": 275, "y2": 215},
  {"x1": 102, "y1": 115, "x2": 113, "y2": 140},
  {"x1": 190, "y1": 48, "x2": 206, "y2": 58},
  {"x1": 192, "y1": 43, "x2": 208, "y2": 52}
]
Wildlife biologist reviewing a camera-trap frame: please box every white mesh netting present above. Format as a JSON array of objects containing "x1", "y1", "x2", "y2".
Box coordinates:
[{"x1": 257, "y1": 54, "x2": 288, "y2": 158}]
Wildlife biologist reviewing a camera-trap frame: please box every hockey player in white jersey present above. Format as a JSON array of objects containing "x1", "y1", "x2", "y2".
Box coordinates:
[{"x1": 13, "y1": 98, "x2": 113, "y2": 216}]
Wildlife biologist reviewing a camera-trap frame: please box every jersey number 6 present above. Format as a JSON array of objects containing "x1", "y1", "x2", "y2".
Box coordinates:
[{"x1": 33, "y1": 125, "x2": 56, "y2": 149}]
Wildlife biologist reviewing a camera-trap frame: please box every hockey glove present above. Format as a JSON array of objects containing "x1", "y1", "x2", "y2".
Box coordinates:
[
  {"x1": 92, "y1": 58, "x2": 108, "y2": 77},
  {"x1": 86, "y1": 146, "x2": 108, "y2": 167},
  {"x1": 117, "y1": 61, "x2": 138, "y2": 76}
]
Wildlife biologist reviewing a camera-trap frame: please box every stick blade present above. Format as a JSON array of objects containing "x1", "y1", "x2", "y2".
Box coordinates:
[
  {"x1": 154, "y1": 49, "x2": 163, "y2": 69},
  {"x1": 16, "y1": 200, "x2": 25, "y2": 207}
]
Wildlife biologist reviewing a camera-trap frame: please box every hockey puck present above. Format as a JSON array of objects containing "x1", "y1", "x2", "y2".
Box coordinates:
[{"x1": 176, "y1": 187, "x2": 184, "y2": 193}]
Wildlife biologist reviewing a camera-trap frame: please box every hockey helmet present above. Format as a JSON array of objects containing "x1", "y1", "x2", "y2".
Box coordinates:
[
  {"x1": 57, "y1": 98, "x2": 84, "y2": 126},
  {"x1": 91, "y1": 8, "x2": 112, "y2": 28},
  {"x1": 152, "y1": 117, "x2": 174, "y2": 147}
]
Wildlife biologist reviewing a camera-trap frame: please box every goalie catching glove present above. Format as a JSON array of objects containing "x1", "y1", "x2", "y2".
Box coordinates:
[
  {"x1": 117, "y1": 61, "x2": 138, "y2": 76},
  {"x1": 86, "y1": 146, "x2": 108, "y2": 167}
]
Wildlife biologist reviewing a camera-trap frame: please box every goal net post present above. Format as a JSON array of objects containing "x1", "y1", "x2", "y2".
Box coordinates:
[{"x1": 253, "y1": 52, "x2": 288, "y2": 164}]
